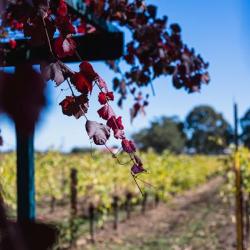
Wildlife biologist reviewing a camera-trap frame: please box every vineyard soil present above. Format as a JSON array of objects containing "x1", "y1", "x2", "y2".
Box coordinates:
[{"x1": 77, "y1": 177, "x2": 236, "y2": 250}]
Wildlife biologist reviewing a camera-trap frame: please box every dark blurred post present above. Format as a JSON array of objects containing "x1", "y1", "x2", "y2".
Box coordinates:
[
  {"x1": 112, "y1": 196, "x2": 119, "y2": 230},
  {"x1": 245, "y1": 194, "x2": 250, "y2": 246},
  {"x1": 70, "y1": 168, "x2": 78, "y2": 247},
  {"x1": 154, "y1": 193, "x2": 160, "y2": 208},
  {"x1": 50, "y1": 196, "x2": 56, "y2": 213},
  {"x1": 70, "y1": 168, "x2": 78, "y2": 216},
  {"x1": 88, "y1": 203, "x2": 95, "y2": 243},
  {"x1": 234, "y1": 103, "x2": 244, "y2": 250},
  {"x1": 16, "y1": 126, "x2": 35, "y2": 222},
  {"x1": 125, "y1": 192, "x2": 132, "y2": 220}
]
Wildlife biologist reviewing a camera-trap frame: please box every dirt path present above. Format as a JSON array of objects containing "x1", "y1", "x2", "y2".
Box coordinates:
[{"x1": 77, "y1": 176, "x2": 236, "y2": 250}]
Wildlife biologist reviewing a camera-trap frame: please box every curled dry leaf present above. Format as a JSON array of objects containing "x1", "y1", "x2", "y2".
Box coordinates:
[
  {"x1": 85, "y1": 120, "x2": 110, "y2": 145},
  {"x1": 40, "y1": 61, "x2": 73, "y2": 86}
]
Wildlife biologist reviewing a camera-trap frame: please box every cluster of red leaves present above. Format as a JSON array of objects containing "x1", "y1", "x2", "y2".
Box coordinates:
[
  {"x1": 1, "y1": 1, "x2": 209, "y2": 123},
  {"x1": 70, "y1": 61, "x2": 98, "y2": 93},
  {"x1": 0, "y1": 0, "x2": 209, "y2": 177},
  {"x1": 97, "y1": 91, "x2": 125, "y2": 140},
  {"x1": 96, "y1": 77, "x2": 146, "y2": 174},
  {"x1": 41, "y1": 35, "x2": 145, "y2": 174},
  {"x1": 56, "y1": 62, "x2": 95, "y2": 120},
  {"x1": 86, "y1": 0, "x2": 210, "y2": 121},
  {"x1": 52, "y1": 0, "x2": 78, "y2": 58},
  {"x1": 1, "y1": 0, "x2": 79, "y2": 58}
]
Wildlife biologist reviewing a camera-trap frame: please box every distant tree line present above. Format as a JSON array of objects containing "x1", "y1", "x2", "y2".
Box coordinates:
[{"x1": 132, "y1": 105, "x2": 250, "y2": 154}]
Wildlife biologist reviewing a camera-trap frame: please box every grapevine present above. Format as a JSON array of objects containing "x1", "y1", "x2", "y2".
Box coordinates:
[
  {"x1": 0, "y1": 151, "x2": 224, "y2": 212},
  {"x1": 0, "y1": 0, "x2": 209, "y2": 187}
]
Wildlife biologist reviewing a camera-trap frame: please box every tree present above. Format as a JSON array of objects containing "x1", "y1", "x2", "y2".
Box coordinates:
[
  {"x1": 240, "y1": 109, "x2": 250, "y2": 148},
  {"x1": 132, "y1": 116, "x2": 186, "y2": 153},
  {"x1": 186, "y1": 105, "x2": 232, "y2": 154}
]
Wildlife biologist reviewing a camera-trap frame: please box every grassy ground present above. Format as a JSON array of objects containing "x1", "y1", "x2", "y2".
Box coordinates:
[{"x1": 75, "y1": 177, "x2": 236, "y2": 250}]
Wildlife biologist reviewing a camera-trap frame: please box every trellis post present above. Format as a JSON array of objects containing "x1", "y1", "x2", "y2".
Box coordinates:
[
  {"x1": 16, "y1": 126, "x2": 35, "y2": 222},
  {"x1": 234, "y1": 103, "x2": 244, "y2": 250}
]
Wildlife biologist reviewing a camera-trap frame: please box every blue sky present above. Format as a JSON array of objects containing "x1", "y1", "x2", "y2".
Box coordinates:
[{"x1": 1, "y1": 0, "x2": 250, "y2": 152}]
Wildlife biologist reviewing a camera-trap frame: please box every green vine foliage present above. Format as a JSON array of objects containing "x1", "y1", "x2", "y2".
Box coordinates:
[{"x1": 0, "y1": 151, "x2": 226, "y2": 213}]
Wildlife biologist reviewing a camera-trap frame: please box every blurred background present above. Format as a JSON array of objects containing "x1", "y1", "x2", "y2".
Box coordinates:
[{"x1": 0, "y1": 0, "x2": 250, "y2": 153}]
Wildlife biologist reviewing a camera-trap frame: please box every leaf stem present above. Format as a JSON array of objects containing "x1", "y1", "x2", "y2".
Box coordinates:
[
  {"x1": 42, "y1": 17, "x2": 55, "y2": 58},
  {"x1": 135, "y1": 176, "x2": 156, "y2": 189},
  {"x1": 132, "y1": 173, "x2": 144, "y2": 196},
  {"x1": 66, "y1": 78, "x2": 76, "y2": 97}
]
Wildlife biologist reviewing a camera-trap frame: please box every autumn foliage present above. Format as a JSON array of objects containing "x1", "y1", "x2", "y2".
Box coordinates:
[{"x1": 0, "y1": 0, "x2": 209, "y2": 178}]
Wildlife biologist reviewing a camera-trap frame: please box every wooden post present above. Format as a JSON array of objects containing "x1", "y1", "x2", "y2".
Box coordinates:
[
  {"x1": 16, "y1": 126, "x2": 35, "y2": 222},
  {"x1": 154, "y1": 193, "x2": 160, "y2": 208},
  {"x1": 112, "y1": 196, "x2": 119, "y2": 230},
  {"x1": 245, "y1": 194, "x2": 250, "y2": 247},
  {"x1": 50, "y1": 196, "x2": 56, "y2": 213},
  {"x1": 234, "y1": 103, "x2": 244, "y2": 250},
  {"x1": 125, "y1": 192, "x2": 132, "y2": 220},
  {"x1": 70, "y1": 168, "x2": 78, "y2": 216},
  {"x1": 88, "y1": 203, "x2": 95, "y2": 243},
  {"x1": 70, "y1": 168, "x2": 78, "y2": 247},
  {"x1": 248, "y1": 194, "x2": 250, "y2": 245}
]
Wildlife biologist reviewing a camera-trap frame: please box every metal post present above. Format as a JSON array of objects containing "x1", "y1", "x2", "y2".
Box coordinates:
[
  {"x1": 16, "y1": 126, "x2": 35, "y2": 222},
  {"x1": 234, "y1": 103, "x2": 244, "y2": 250}
]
